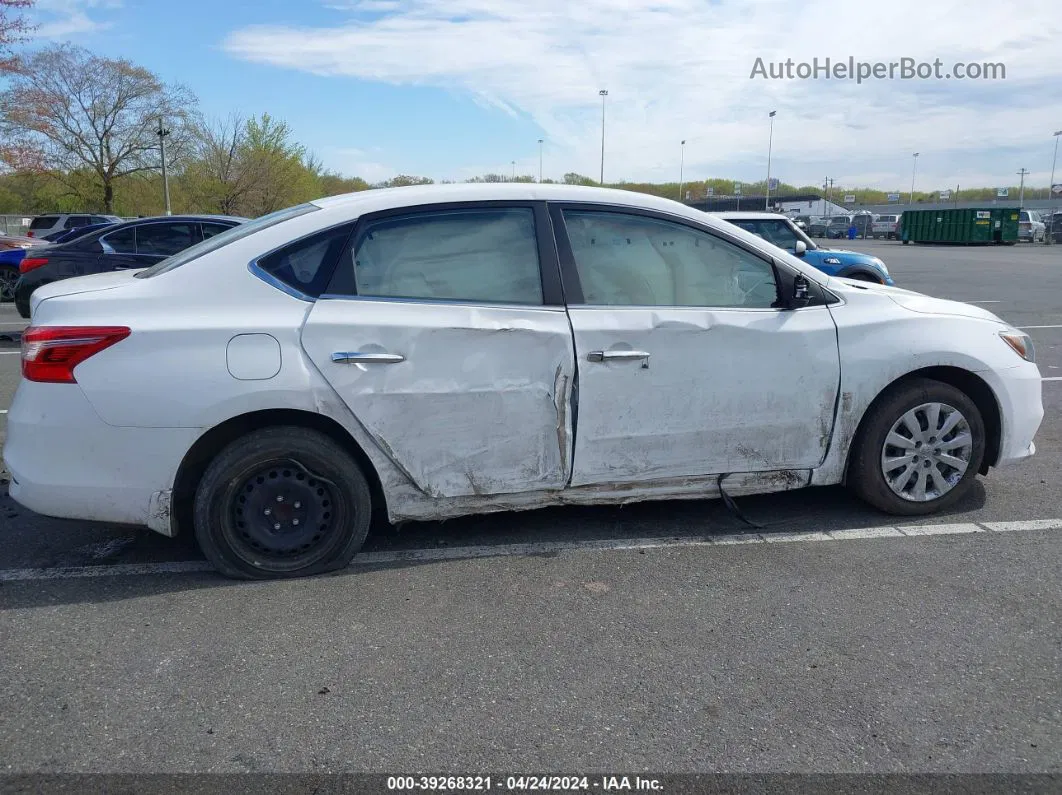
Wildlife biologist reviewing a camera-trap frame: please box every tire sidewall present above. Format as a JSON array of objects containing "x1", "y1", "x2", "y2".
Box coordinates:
[
  {"x1": 194, "y1": 429, "x2": 372, "y2": 579},
  {"x1": 851, "y1": 380, "x2": 986, "y2": 515}
]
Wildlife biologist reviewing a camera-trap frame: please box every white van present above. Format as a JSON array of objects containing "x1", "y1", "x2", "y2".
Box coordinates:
[{"x1": 872, "y1": 214, "x2": 901, "y2": 239}]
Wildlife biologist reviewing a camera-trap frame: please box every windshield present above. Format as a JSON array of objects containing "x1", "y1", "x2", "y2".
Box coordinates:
[
  {"x1": 730, "y1": 218, "x2": 814, "y2": 252},
  {"x1": 135, "y1": 204, "x2": 319, "y2": 278}
]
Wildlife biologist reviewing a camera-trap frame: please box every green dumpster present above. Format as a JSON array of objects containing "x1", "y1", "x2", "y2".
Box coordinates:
[{"x1": 899, "y1": 207, "x2": 1019, "y2": 245}]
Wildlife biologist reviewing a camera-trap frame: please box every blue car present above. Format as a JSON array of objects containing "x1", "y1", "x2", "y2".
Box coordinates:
[
  {"x1": 715, "y1": 211, "x2": 894, "y2": 285},
  {"x1": 0, "y1": 222, "x2": 117, "y2": 302}
]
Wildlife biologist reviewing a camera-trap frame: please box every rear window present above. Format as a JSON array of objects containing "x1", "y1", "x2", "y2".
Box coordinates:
[
  {"x1": 137, "y1": 205, "x2": 318, "y2": 278},
  {"x1": 30, "y1": 215, "x2": 59, "y2": 230}
]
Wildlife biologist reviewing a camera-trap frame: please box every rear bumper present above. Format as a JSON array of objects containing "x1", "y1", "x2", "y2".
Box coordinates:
[
  {"x1": 982, "y1": 363, "x2": 1043, "y2": 468},
  {"x1": 2, "y1": 382, "x2": 198, "y2": 529}
]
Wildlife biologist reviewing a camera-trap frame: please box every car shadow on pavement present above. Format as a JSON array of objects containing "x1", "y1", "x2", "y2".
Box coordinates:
[{"x1": 0, "y1": 482, "x2": 987, "y2": 611}]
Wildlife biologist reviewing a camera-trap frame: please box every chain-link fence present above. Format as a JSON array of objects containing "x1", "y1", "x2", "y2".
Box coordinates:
[{"x1": 0, "y1": 215, "x2": 33, "y2": 236}]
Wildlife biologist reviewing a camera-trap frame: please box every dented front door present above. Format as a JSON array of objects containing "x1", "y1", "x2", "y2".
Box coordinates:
[{"x1": 553, "y1": 205, "x2": 841, "y2": 487}]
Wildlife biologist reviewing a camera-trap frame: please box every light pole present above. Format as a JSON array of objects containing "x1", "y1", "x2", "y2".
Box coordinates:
[
  {"x1": 1049, "y1": 131, "x2": 1061, "y2": 244},
  {"x1": 598, "y1": 89, "x2": 608, "y2": 185},
  {"x1": 538, "y1": 138, "x2": 544, "y2": 183},
  {"x1": 765, "y1": 110, "x2": 776, "y2": 210},
  {"x1": 1017, "y1": 167, "x2": 1030, "y2": 208},
  {"x1": 156, "y1": 117, "x2": 172, "y2": 216},
  {"x1": 678, "y1": 140, "x2": 686, "y2": 200},
  {"x1": 909, "y1": 152, "x2": 919, "y2": 206},
  {"x1": 511, "y1": 160, "x2": 516, "y2": 182}
]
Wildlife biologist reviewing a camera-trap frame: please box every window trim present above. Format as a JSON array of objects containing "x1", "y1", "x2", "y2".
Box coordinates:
[
  {"x1": 549, "y1": 201, "x2": 790, "y2": 311},
  {"x1": 320, "y1": 200, "x2": 565, "y2": 308}
]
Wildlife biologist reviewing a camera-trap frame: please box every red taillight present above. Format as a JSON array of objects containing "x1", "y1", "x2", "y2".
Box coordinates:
[
  {"x1": 26, "y1": 231, "x2": 34, "y2": 238},
  {"x1": 19, "y1": 257, "x2": 48, "y2": 274},
  {"x1": 21, "y1": 326, "x2": 131, "y2": 384}
]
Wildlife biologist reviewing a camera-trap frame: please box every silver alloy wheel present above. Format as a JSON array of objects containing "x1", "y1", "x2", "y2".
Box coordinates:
[{"x1": 880, "y1": 402, "x2": 973, "y2": 502}]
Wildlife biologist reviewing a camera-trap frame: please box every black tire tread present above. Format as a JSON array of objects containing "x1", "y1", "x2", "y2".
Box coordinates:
[
  {"x1": 848, "y1": 377, "x2": 985, "y2": 516},
  {"x1": 193, "y1": 426, "x2": 372, "y2": 580}
]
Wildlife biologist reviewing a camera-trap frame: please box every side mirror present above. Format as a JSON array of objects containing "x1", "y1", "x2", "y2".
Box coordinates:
[
  {"x1": 794, "y1": 240, "x2": 807, "y2": 256},
  {"x1": 790, "y1": 274, "x2": 812, "y2": 309}
]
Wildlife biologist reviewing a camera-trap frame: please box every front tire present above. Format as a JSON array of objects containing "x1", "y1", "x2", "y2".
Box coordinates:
[
  {"x1": 847, "y1": 378, "x2": 985, "y2": 516},
  {"x1": 193, "y1": 426, "x2": 373, "y2": 579}
]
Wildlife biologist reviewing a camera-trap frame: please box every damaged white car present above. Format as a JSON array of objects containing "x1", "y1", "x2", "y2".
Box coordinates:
[{"x1": 3, "y1": 184, "x2": 1044, "y2": 579}]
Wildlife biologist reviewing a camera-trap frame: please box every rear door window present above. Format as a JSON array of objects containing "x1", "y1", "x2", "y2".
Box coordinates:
[
  {"x1": 336, "y1": 208, "x2": 544, "y2": 304},
  {"x1": 136, "y1": 223, "x2": 197, "y2": 257},
  {"x1": 100, "y1": 226, "x2": 136, "y2": 254},
  {"x1": 64, "y1": 215, "x2": 91, "y2": 229},
  {"x1": 30, "y1": 215, "x2": 59, "y2": 230},
  {"x1": 201, "y1": 222, "x2": 234, "y2": 240}
]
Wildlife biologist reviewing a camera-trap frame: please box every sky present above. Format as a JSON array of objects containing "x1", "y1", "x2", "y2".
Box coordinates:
[{"x1": 24, "y1": 0, "x2": 1062, "y2": 191}]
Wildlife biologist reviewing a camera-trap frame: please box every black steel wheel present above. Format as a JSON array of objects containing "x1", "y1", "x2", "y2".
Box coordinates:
[
  {"x1": 194, "y1": 426, "x2": 373, "y2": 579},
  {"x1": 0, "y1": 265, "x2": 17, "y2": 303}
]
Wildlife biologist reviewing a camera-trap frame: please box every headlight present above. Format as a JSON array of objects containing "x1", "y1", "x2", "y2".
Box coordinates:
[{"x1": 999, "y1": 330, "x2": 1035, "y2": 363}]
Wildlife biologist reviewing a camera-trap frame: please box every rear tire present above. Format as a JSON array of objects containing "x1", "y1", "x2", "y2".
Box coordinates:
[
  {"x1": 0, "y1": 265, "x2": 17, "y2": 304},
  {"x1": 847, "y1": 378, "x2": 985, "y2": 516},
  {"x1": 193, "y1": 426, "x2": 373, "y2": 579}
]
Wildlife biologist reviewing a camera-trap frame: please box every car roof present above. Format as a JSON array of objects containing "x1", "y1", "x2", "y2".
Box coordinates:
[
  {"x1": 310, "y1": 183, "x2": 717, "y2": 225},
  {"x1": 710, "y1": 211, "x2": 790, "y2": 220},
  {"x1": 120, "y1": 214, "x2": 248, "y2": 223}
]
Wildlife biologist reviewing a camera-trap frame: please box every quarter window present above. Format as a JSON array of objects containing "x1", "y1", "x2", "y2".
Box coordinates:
[
  {"x1": 343, "y1": 208, "x2": 543, "y2": 305},
  {"x1": 257, "y1": 224, "x2": 353, "y2": 298},
  {"x1": 562, "y1": 210, "x2": 778, "y2": 309}
]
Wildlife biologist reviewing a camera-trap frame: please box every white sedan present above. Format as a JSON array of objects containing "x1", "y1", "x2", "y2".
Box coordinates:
[{"x1": 3, "y1": 184, "x2": 1044, "y2": 579}]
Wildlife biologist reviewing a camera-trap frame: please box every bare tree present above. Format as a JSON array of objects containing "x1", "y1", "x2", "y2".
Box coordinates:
[
  {"x1": 186, "y1": 113, "x2": 251, "y2": 215},
  {"x1": 0, "y1": 0, "x2": 33, "y2": 73},
  {"x1": 0, "y1": 44, "x2": 196, "y2": 211}
]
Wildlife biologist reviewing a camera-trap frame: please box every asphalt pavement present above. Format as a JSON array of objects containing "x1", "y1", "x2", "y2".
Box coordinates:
[{"x1": 1, "y1": 240, "x2": 1061, "y2": 774}]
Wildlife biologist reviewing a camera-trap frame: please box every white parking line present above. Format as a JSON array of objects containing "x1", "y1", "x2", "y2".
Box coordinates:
[
  {"x1": 966, "y1": 300, "x2": 1002, "y2": 304},
  {"x1": 0, "y1": 519, "x2": 1060, "y2": 582},
  {"x1": 1020, "y1": 325, "x2": 1062, "y2": 330},
  {"x1": 0, "y1": 409, "x2": 7, "y2": 414},
  {"x1": 0, "y1": 351, "x2": 20, "y2": 355},
  {"x1": 1042, "y1": 377, "x2": 1062, "y2": 382}
]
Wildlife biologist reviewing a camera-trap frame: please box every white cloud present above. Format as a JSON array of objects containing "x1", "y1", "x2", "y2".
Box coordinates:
[
  {"x1": 222, "y1": 0, "x2": 1062, "y2": 188},
  {"x1": 32, "y1": 0, "x2": 121, "y2": 38},
  {"x1": 326, "y1": 147, "x2": 402, "y2": 183}
]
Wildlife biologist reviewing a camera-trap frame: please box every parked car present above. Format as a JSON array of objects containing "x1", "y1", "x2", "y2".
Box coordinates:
[
  {"x1": 790, "y1": 215, "x2": 811, "y2": 231},
  {"x1": 851, "y1": 212, "x2": 876, "y2": 238},
  {"x1": 714, "y1": 211, "x2": 893, "y2": 284},
  {"x1": 1045, "y1": 211, "x2": 1062, "y2": 243},
  {"x1": 872, "y1": 214, "x2": 902, "y2": 239},
  {"x1": 0, "y1": 235, "x2": 49, "y2": 302},
  {"x1": 1018, "y1": 210, "x2": 1046, "y2": 242},
  {"x1": 14, "y1": 215, "x2": 245, "y2": 317},
  {"x1": 27, "y1": 213, "x2": 123, "y2": 239},
  {"x1": 3, "y1": 185, "x2": 1042, "y2": 579},
  {"x1": 806, "y1": 216, "x2": 828, "y2": 237},
  {"x1": 826, "y1": 215, "x2": 854, "y2": 239},
  {"x1": 0, "y1": 234, "x2": 44, "y2": 251}
]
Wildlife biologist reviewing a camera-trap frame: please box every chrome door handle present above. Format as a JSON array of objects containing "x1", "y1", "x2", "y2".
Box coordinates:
[
  {"x1": 331, "y1": 352, "x2": 405, "y2": 364},
  {"x1": 587, "y1": 350, "x2": 651, "y2": 367}
]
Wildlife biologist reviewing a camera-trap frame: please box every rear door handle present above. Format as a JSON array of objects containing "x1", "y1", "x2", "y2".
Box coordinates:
[
  {"x1": 331, "y1": 351, "x2": 406, "y2": 364},
  {"x1": 587, "y1": 350, "x2": 650, "y2": 368}
]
